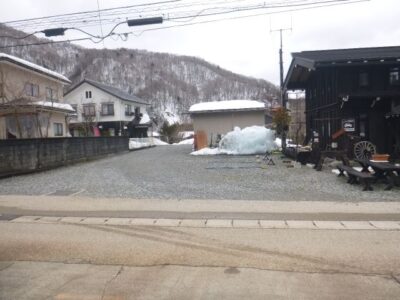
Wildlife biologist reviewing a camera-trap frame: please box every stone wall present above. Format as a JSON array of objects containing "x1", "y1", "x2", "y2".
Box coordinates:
[{"x1": 0, "y1": 137, "x2": 128, "y2": 177}]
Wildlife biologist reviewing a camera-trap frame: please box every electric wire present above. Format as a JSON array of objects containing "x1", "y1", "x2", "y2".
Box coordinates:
[{"x1": 0, "y1": 0, "x2": 369, "y2": 49}]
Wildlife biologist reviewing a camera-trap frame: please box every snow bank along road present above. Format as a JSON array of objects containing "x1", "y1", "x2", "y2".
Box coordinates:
[{"x1": 0, "y1": 145, "x2": 399, "y2": 201}]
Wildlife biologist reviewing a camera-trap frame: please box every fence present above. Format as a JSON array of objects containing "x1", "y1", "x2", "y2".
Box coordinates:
[{"x1": 0, "y1": 137, "x2": 129, "y2": 177}]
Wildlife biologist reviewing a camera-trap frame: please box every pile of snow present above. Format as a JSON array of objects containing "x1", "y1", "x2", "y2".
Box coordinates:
[
  {"x1": 189, "y1": 100, "x2": 265, "y2": 113},
  {"x1": 191, "y1": 126, "x2": 277, "y2": 156},
  {"x1": 152, "y1": 138, "x2": 169, "y2": 146},
  {"x1": 150, "y1": 131, "x2": 161, "y2": 137},
  {"x1": 173, "y1": 138, "x2": 194, "y2": 145},
  {"x1": 129, "y1": 140, "x2": 151, "y2": 150}
]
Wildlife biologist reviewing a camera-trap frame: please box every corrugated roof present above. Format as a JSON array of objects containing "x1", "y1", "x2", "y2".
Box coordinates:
[
  {"x1": 292, "y1": 46, "x2": 400, "y2": 64},
  {"x1": 65, "y1": 78, "x2": 148, "y2": 105}
]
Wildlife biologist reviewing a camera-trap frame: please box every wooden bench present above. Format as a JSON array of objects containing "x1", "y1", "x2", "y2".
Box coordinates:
[{"x1": 337, "y1": 164, "x2": 374, "y2": 191}]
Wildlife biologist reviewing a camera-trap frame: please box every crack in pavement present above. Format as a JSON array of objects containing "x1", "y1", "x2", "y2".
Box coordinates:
[
  {"x1": 81, "y1": 224, "x2": 374, "y2": 275},
  {"x1": 1, "y1": 260, "x2": 397, "y2": 279},
  {"x1": 391, "y1": 273, "x2": 400, "y2": 286},
  {"x1": 101, "y1": 265, "x2": 123, "y2": 300}
]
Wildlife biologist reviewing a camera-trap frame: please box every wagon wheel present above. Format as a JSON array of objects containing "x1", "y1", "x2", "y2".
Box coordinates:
[{"x1": 353, "y1": 141, "x2": 376, "y2": 160}]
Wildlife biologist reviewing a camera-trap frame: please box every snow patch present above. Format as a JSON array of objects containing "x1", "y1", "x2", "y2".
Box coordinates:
[
  {"x1": 152, "y1": 138, "x2": 169, "y2": 146},
  {"x1": 191, "y1": 147, "x2": 221, "y2": 156},
  {"x1": 139, "y1": 113, "x2": 151, "y2": 124},
  {"x1": 162, "y1": 109, "x2": 180, "y2": 125},
  {"x1": 173, "y1": 138, "x2": 194, "y2": 145},
  {"x1": 33, "y1": 101, "x2": 75, "y2": 112}
]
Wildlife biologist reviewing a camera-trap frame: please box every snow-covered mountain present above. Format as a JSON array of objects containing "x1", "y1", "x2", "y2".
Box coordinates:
[{"x1": 0, "y1": 24, "x2": 279, "y2": 124}]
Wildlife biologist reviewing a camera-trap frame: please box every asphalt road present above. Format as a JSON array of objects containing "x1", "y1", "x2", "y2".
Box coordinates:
[{"x1": 0, "y1": 145, "x2": 399, "y2": 201}]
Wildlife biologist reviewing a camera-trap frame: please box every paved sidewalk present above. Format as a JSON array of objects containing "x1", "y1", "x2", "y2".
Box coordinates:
[
  {"x1": 1, "y1": 195, "x2": 400, "y2": 299},
  {"x1": 1, "y1": 261, "x2": 400, "y2": 300}
]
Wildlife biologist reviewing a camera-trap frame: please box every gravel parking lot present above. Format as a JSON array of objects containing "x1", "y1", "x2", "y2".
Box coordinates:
[{"x1": 0, "y1": 145, "x2": 398, "y2": 201}]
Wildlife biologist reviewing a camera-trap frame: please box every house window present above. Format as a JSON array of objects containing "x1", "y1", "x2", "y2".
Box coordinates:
[
  {"x1": 389, "y1": 68, "x2": 399, "y2": 85},
  {"x1": 125, "y1": 104, "x2": 132, "y2": 115},
  {"x1": 135, "y1": 107, "x2": 141, "y2": 115},
  {"x1": 359, "y1": 72, "x2": 369, "y2": 87},
  {"x1": 85, "y1": 91, "x2": 92, "y2": 99},
  {"x1": 25, "y1": 83, "x2": 39, "y2": 97},
  {"x1": 46, "y1": 87, "x2": 57, "y2": 101},
  {"x1": 101, "y1": 103, "x2": 114, "y2": 116},
  {"x1": 0, "y1": 83, "x2": 3, "y2": 98},
  {"x1": 82, "y1": 104, "x2": 96, "y2": 117},
  {"x1": 53, "y1": 123, "x2": 63, "y2": 136}
]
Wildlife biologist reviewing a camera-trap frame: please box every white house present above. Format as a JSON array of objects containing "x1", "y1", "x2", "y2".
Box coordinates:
[
  {"x1": 0, "y1": 53, "x2": 73, "y2": 139},
  {"x1": 64, "y1": 79, "x2": 150, "y2": 137}
]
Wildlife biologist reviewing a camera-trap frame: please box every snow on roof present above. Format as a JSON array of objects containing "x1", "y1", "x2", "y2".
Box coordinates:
[
  {"x1": 139, "y1": 113, "x2": 151, "y2": 124},
  {"x1": 0, "y1": 53, "x2": 71, "y2": 84},
  {"x1": 33, "y1": 101, "x2": 75, "y2": 112},
  {"x1": 189, "y1": 100, "x2": 265, "y2": 113}
]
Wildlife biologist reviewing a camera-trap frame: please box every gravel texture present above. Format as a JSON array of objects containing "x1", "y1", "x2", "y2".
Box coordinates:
[{"x1": 0, "y1": 145, "x2": 399, "y2": 201}]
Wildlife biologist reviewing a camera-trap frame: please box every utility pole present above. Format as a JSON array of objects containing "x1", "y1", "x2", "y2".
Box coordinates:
[{"x1": 271, "y1": 24, "x2": 291, "y2": 149}]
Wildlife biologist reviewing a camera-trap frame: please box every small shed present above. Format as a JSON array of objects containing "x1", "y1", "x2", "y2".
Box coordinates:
[{"x1": 189, "y1": 100, "x2": 266, "y2": 149}]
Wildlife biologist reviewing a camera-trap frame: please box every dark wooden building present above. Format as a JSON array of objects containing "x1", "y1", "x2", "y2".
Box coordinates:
[{"x1": 284, "y1": 46, "x2": 400, "y2": 157}]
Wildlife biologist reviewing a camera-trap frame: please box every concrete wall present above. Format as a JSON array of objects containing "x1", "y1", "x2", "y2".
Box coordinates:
[
  {"x1": 192, "y1": 111, "x2": 265, "y2": 146},
  {"x1": 0, "y1": 137, "x2": 128, "y2": 177}
]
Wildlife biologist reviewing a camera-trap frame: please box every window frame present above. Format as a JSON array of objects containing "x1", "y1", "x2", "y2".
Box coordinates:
[
  {"x1": 25, "y1": 82, "x2": 39, "y2": 97},
  {"x1": 85, "y1": 91, "x2": 92, "y2": 99},
  {"x1": 82, "y1": 103, "x2": 96, "y2": 117},
  {"x1": 101, "y1": 103, "x2": 114, "y2": 116},
  {"x1": 53, "y1": 123, "x2": 63, "y2": 137},
  {"x1": 46, "y1": 87, "x2": 57, "y2": 101},
  {"x1": 125, "y1": 104, "x2": 132, "y2": 115}
]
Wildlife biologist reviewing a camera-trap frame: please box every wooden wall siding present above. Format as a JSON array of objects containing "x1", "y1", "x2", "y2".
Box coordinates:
[{"x1": 304, "y1": 63, "x2": 400, "y2": 153}]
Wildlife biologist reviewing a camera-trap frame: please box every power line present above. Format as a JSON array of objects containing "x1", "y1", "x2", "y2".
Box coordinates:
[
  {"x1": 2, "y1": 0, "x2": 180, "y2": 25},
  {"x1": 0, "y1": 0, "x2": 369, "y2": 49},
  {"x1": 2, "y1": 0, "x2": 360, "y2": 32}
]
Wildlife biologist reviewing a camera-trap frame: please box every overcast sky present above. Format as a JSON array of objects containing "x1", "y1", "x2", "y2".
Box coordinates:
[{"x1": 1, "y1": 0, "x2": 399, "y2": 85}]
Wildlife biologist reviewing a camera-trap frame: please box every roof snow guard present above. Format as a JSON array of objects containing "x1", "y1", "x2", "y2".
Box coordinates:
[
  {"x1": 189, "y1": 100, "x2": 265, "y2": 114},
  {"x1": 0, "y1": 53, "x2": 71, "y2": 84},
  {"x1": 65, "y1": 78, "x2": 148, "y2": 105},
  {"x1": 284, "y1": 46, "x2": 400, "y2": 90}
]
